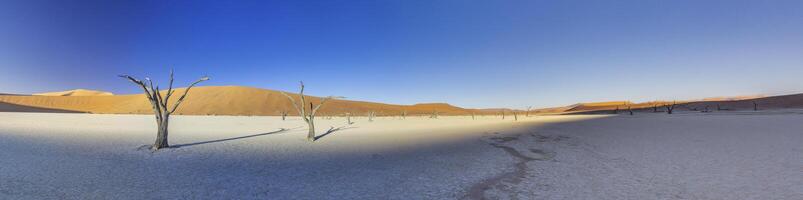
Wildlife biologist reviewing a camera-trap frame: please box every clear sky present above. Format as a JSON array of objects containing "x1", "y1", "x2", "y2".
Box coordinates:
[{"x1": 2, "y1": 0, "x2": 803, "y2": 108}]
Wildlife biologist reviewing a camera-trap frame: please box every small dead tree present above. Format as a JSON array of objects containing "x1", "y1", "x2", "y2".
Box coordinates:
[
  {"x1": 280, "y1": 110, "x2": 288, "y2": 120},
  {"x1": 119, "y1": 71, "x2": 209, "y2": 150},
  {"x1": 525, "y1": 106, "x2": 532, "y2": 117},
  {"x1": 717, "y1": 104, "x2": 722, "y2": 111},
  {"x1": 368, "y1": 111, "x2": 375, "y2": 122},
  {"x1": 628, "y1": 106, "x2": 634, "y2": 115},
  {"x1": 346, "y1": 112, "x2": 353, "y2": 124},
  {"x1": 652, "y1": 103, "x2": 659, "y2": 112},
  {"x1": 430, "y1": 110, "x2": 439, "y2": 119},
  {"x1": 613, "y1": 106, "x2": 619, "y2": 114},
  {"x1": 665, "y1": 102, "x2": 677, "y2": 114},
  {"x1": 513, "y1": 111, "x2": 518, "y2": 121},
  {"x1": 753, "y1": 101, "x2": 759, "y2": 111},
  {"x1": 402, "y1": 110, "x2": 407, "y2": 119},
  {"x1": 281, "y1": 81, "x2": 339, "y2": 141},
  {"x1": 471, "y1": 112, "x2": 475, "y2": 120},
  {"x1": 501, "y1": 111, "x2": 506, "y2": 119}
]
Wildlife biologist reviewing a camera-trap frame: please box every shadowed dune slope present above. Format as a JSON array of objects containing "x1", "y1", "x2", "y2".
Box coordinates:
[
  {"x1": 0, "y1": 102, "x2": 83, "y2": 113},
  {"x1": 0, "y1": 86, "x2": 486, "y2": 116}
]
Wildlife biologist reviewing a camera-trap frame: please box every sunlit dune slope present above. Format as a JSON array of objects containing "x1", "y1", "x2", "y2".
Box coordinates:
[
  {"x1": 0, "y1": 86, "x2": 485, "y2": 116},
  {"x1": 34, "y1": 89, "x2": 114, "y2": 96}
]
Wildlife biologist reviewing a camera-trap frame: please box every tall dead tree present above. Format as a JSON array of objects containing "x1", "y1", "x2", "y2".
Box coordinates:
[
  {"x1": 119, "y1": 71, "x2": 209, "y2": 150},
  {"x1": 281, "y1": 81, "x2": 339, "y2": 141},
  {"x1": 665, "y1": 102, "x2": 677, "y2": 114}
]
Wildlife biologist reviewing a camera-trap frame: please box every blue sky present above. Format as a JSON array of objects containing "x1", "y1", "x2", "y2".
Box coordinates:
[{"x1": 1, "y1": 0, "x2": 803, "y2": 108}]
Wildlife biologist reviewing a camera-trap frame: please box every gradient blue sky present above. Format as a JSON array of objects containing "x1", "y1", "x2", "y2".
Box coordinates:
[{"x1": 2, "y1": 0, "x2": 803, "y2": 108}]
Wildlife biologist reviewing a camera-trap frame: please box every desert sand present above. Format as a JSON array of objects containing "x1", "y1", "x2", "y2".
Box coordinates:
[
  {"x1": 0, "y1": 86, "x2": 489, "y2": 116},
  {"x1": 1, "y1": 111, "x2": 800, "y2": 199},
  {"x1": 33, "y1": 89, "x2": 114, "y2": 96}
]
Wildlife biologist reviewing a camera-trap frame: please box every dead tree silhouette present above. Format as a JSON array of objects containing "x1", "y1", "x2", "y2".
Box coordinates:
[
  {"x1": 119, "y1": 70, "x2": 209, "y2": 150},
  {"x1": 281, "y1": 81, "x2": 340, "y2": 142}
]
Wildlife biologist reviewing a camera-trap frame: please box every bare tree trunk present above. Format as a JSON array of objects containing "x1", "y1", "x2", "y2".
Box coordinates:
[
  {"x1": 347, "y1": 113, "x2": 352, "y2": 124},
  {"x1": 306, "y1": 117, "x2": 315, "y2": 141},
  {"x1": 502, "y1": 111, "x2": 505, "y2": 119},
  {"x1": 513, "y1": 112, "x2": 518, "y2": 121},
  {"x1": 154, "y1": 115, "x2": 169, "y2": 149},
  {"x1": 281, "y1": 111, "x2": 287, "y2": 120},
  {"x1": 471, "y1": 112, "x2": 475, "y2": 120},
  {"x1": 628, "y1": 106, "x2": 633, "y2": 115},
  {"x1": 753, "y1": 101, "x2": 758, "y2": 111}
]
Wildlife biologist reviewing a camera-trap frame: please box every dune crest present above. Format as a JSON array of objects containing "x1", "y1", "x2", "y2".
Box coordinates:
[
  {"x1": 34, "y1": 89, "x2": 114, "y2": 96},
  {"x1": 1, "y1": 86, "x2": 484, "y2": 116}
]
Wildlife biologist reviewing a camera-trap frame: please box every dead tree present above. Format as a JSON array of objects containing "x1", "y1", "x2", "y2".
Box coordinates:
[
  {"x1": 281, "y1": 110, "x2": 288, "y2": 120},
  {"x1": 753, "y1": 101, "x2": 758, "y2": 111},
  {"x1": 525, "y1": 106, "x2": 532, "y2": 117},
  {"x1": 501, "y1": 111, "x2": 506, "y2": 119},
  {"x1": 346, "y1": 112, "x2": 353, "y2": 124},
  {"x1": 402, "y1": 110, "x2": 407, "y2": 119},
  {"x1": 628, "y1": 106, "x2": 634, "y2": 115},
  {"x1": 513, "y1": 111, "x2": 518, "y2": 121},
  {"x1": 368, "y1": 111, "x2": 375, "y2": 122},
  {"x1": 430, "y1": 110, "x2": 438, "y2": 119},
  {"x1": 717, "y1": 104, "x2": 722, "y2": 111},
  {"x1": 613, "y1": 106, "x2": 619, "y2": 114},
  {"x1": 652, "y1": 103, "x2": 659, "y2": 112},
  {"x1": 471, "y1": 112, "x2": 475, "y2": 120},
  {"x1": 665, "y1": 102, "x2": 676, "y2": 114},
  {"x1": 119, "y1": 71, "x2": 209, "y2": 150},
  {"x1": 281, "y1": 81, "x2": 339, "y2": 141}
]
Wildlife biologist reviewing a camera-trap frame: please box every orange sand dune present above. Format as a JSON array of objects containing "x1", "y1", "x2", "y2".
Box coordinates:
[
  {"x1": 34, "y1": 89, "x2": 114, "y2": 96},
  {"x1": 0, "y1": 86, "x2": 486, "y2": 116}
]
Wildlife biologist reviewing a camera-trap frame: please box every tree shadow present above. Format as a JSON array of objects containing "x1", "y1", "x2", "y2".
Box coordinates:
[
  {"x1": 172, "y1": 128, "x2": 293, "y2": 148},
  {"x1": 314, "y1": 126, "x2": 357, "y2": 141}
]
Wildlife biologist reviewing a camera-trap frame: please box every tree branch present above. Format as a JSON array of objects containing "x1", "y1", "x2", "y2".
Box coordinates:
[
  {"x1": 169, "y1": 76, "x2": 209, "y2": 114},
  {"x1": 281, "y1": 92, "x2": 304, "y2": 119},
  {"x1": 164, "y1": 69, "x2": 175, "y2": 104}
]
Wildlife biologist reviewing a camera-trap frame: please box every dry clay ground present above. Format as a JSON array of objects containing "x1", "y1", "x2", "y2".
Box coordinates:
[{"x1": 0, "y1": 112, "x2": 801, "y2": 199}]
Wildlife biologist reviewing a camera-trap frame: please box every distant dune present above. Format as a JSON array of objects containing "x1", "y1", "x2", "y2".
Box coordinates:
[
  {"x1": 0, "y1": 86, "x2": 487, "y2": 116},
  {"x1": 2, "y1": 86, "x2": 801, "y2": 115},
  {"x1": 34, "y1": 89, "x2": 114, "y2": 96}
]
